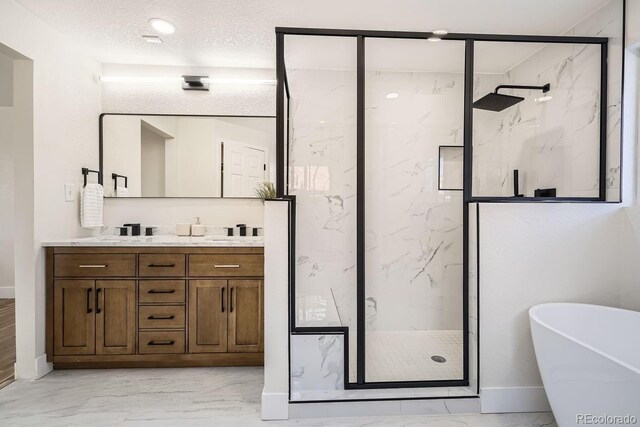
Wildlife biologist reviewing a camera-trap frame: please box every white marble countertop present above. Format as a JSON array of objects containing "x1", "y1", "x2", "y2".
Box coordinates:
[{"x1": 41, "y1": 235, "x2": 264, "y2": 247}]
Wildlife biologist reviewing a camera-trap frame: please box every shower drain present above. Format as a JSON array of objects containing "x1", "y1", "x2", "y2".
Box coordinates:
[{"x1": 431, "y1": 355, "x2": 447, "y2": 363}]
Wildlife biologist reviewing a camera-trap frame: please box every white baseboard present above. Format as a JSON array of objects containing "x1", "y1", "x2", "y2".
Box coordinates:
[
  {"x1": 289, "y1": 397, "x2": 480, "y2": 419},
  {"x1": 261, "y1": 391, "x2": 289, "y2": 420},
  {"x1": 34, "y1": 354, "x2": 52, "y2": 379},
  {"x1": 480, "y1": 386, "x2": 551, "y2": 413},
  {"x1": 14, "y1": 355, "x2": 52, "y2": 380},
  {"x1": 0, "y1": 287, "x2": 15, "y2": 298}
]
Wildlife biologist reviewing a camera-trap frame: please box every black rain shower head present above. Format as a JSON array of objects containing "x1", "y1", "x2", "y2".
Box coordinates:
[{"x1": 473, "y1": 83, "x2": 550, "y2": 112}]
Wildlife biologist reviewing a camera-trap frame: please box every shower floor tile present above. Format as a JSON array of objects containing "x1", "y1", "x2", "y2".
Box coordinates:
[{"x1": 349, "y1": 330, "x2": 464, "y2": 383}]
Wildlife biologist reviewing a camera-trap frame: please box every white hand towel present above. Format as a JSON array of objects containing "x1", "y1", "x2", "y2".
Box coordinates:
[
  {"x1": 116, "y1": 186, "x2": 129, "y2": 198},
  {"x1": 81, "y1": 184, "x2": 104, "y2": 228}
]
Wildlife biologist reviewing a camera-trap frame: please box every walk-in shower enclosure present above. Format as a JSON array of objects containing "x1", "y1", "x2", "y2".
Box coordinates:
[{"x1": 277, "y1": 0, "x2": 624, "y2": 394}]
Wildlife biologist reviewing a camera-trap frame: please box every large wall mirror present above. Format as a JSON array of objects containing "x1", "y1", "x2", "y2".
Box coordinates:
[{"x1": 100, "y1": 114, "x2": 275, "y2": 198}]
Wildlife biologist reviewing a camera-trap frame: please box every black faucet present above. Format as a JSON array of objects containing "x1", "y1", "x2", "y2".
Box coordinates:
[{"x1": 123, "y1": 223, "x2": 141, "y2": 236}]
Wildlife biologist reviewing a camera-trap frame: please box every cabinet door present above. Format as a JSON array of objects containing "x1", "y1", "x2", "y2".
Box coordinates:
[
  {"x1": 188, "y1": 280, "x2": 228, "y2": 353},
  {"x1": 228, "y1": 280, "x2": 263, "y2": 353},
  {"x1": 53, "y1": 280, "x2": 95, "y2": 355},
  {"x1": 95, "y1": 280, "x2": 136, "y2": 355}
]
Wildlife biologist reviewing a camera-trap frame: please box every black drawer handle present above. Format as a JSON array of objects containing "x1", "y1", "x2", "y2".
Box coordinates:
[
  {"x1": 95, "y1": 288, "x2": 102, "y2": 314},
  {"x1": 148, "y1": 264, "x2": 176, "y2": 268},
  {"x1": 147, "y1": 315, "x2": 175, "y2": 320},
  {"x1": 86, "y1": 288, "x2": 93, "y2": 314},
  {"x1": 148, "y1": 340, "x2": 175, "y2": 346},
  {"x1": 148, "y1": 289, "x2": 176, "y2": 294}
]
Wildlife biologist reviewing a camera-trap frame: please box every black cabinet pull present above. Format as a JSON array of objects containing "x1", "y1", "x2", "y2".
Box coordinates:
[
  {"x1": 86, "y1": 288, "x2": 93, "y2": 314},
  {"x1": 148, "y1": 264, "x2": 176, "y2": 268},
  {"x1": 221, "y1": 287, "x2": 225, "y2": 313},
  {"x1": 230, "y1": 287, "x2": 234, "y2": 313},
  {"x1": 148, "y1": 340, "x2": 175, "y2": 346},
  {"x1": 95, "y1": 288, "x2": 102, "y2": 314},
  {"x1": 148, "y1": 289, "x2": 176, "y2": 294},
  {"x1": 147, "y1": 315, "x2": 175, "y2": 320}
]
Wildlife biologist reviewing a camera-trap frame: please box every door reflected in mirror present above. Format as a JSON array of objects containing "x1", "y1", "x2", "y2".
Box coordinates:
[{"x1": 101, "y1": 114, "x2": 275, "y2": 198}]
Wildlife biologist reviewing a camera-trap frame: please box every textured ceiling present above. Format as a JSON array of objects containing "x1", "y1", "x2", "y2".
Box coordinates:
[{"x1": 16, "y1": 0, "x2": 611, "y2": 70}]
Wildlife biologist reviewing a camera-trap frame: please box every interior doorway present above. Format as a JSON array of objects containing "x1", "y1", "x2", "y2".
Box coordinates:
[
  {"x1": 140, "y1": 124, "x2": 167, "y2": 197},
  {"x1": 0, "y1": 42, "x2": 35, "y2": 386}
]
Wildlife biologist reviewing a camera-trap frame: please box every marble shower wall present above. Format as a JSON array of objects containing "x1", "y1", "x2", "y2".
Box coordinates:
[
  {"x1": 288, "y1": 66, "x2": 466, "y2": 387},
  {"x1": 472, "y1": 0, "x2": 623, "y2": 199},
  {"x1": 287, "y1": 67, "x2": 358, "y2": 375},
  {"x1": 288, "y1": 68, "x2": 466, "y2": 332},
  {"x1": 364, "y1": 70, "x2": 464, "y2": 332},
  {"x1": 290, "y1": 334, "x2": 345, "y2": 396}
]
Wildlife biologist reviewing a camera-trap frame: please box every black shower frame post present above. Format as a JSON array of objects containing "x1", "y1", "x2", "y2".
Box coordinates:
[
  {"x1": 356, "y1": 35, "x2": 366, "y2": 386},
  {"x1": 277, "y1": 27, "x2": 612, "y2": 392}
]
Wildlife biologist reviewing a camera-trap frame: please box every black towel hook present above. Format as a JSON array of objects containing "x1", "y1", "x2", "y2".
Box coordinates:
[
  {"x1": 112, "y1": 173, "x2": 128, "y2": 188},
  {"x1": 81, "y1": 168, "x2": 102, "y2": 187}
]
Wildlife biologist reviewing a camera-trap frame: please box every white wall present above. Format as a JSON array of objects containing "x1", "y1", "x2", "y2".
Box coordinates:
[
  {"x1": 0, "y1": 51, "x2": 14, "y2": 298},
  {"x1": 102, "y1": 198, "x2": 265, "y2": 229},
  {"x1": 101, "y1": 63, "x2": 274, "y2": 116},
  {"x1": 478, "y1": 203, "x2": 623, "y2": 411},
  {"x1": 0, "y1": 50, "x2": 12, "y2": 105},
  {"x1": 101, "y1": 63, "x2": 275, "y2": 226},
  {"x1": 102, "y1": 115, "x2": 144, "y2": 196},
  {"x1": 0, "y1": 0, "x2": 102, "y2": 379},
  {"x1": 477, "y1": 1, "x2": 632, "y2": 412},
  {"x1": 140, "y1": 126, "x2": 166, "y2": 197}
]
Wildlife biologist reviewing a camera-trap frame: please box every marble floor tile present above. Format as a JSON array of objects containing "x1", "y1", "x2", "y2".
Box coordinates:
[{"x1": 0, "y1": 367, "x2": 555, "y2": 426}]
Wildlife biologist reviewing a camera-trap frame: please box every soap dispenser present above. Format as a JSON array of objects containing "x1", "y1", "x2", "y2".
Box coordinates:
[{"x1": 191, "y1": 217, "x2": 206, "y2": 237}]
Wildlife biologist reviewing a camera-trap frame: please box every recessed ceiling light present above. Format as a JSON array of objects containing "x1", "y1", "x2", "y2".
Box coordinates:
[
  {"x1": 319, "y1": 120, "x2": 326, "y2": 124},
  {"x1": 428, "y1": 36, "x2": 442, "y2": 42},
  {"x1": 386, "y1": 92, "x2": 399, "y2": 99},
  {"x1": 149, "y1": 18, "x2": 175, "y2": 34},
  {"x1": 142, "y1": 35, "x2": 163, "y2": 44},
  {"x1": 432, "y1": 29, "x2": 449, "y2": 36},
  {"x1": 535, "y1": 95, "x2": 553, "y2": 103}
]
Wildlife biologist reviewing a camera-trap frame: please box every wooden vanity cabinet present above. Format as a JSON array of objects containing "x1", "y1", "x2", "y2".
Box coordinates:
[
  {"x1": 188, "y1": 280, "x2": 228, "y2": 353},
  {"x1": 46, "y1": 246, "x2": 264, "y2": 369},
  {"x1": 228, "y1": 280, "x2": 263, "y2": 353},
  {"x1": 53, "y1": 279, "x2": 136, "y2": 356},
  {"x1": 187, "y1": 279, "x2": 264, "y2": 354}
]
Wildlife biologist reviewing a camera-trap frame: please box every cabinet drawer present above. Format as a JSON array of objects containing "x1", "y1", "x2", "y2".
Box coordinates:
[
  {"x1": 139, "y1": 305, "x2": 185, "y2": 329},
  {"x1": 139, "y1": 331, "x2": 185, "y2": 354},
  {"x1": 139, "y1": 280, "x2": 185, "y2": 304},
  {"x1": 189, "y1": 255, "x2": 264, "y2": 277},
  {"x1": 139, "y1": 254, "x2": 186, "y2": 277},
  {"x1": 54, "y1": 254, "x2": 136, "y2": 277}
]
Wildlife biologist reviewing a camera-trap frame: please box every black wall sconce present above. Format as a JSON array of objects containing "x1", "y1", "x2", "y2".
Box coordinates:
[{"x1": 182, "y1": 75, "x2": 209, "y2": 91}]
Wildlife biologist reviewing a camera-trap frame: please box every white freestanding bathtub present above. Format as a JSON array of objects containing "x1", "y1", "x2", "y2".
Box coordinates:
[{"x1": 529, "y1": 303, "x2": 640, "y2": 426}]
